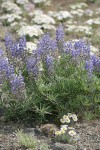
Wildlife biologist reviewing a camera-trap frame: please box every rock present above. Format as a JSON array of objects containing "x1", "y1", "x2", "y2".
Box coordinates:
[{"x1": 52, "y1": 142, "x2": 76, "y2": 150}]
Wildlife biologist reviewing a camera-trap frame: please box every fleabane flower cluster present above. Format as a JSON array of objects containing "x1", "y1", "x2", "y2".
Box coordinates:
[
  {"x1": 60, "y1": 113, "x2": 78, "y2": 123},
  {"x1": 55, "y1": 113, "x2": 77, "y2": 137}
]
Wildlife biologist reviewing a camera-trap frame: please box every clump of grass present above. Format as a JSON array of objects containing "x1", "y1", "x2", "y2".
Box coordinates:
[
  {"x1": 16, "y1": 130, "x2": 38, "y2": 150},
  {"x1": 16, "y1": 130, "x2": 50, "y2": 150}
]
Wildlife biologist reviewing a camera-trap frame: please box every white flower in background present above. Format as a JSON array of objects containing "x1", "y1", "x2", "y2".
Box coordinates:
[
  {"x1": 23, "y1": 2, "x2": 35, "y2": 12},
  {"x1": 11, "y1": 22, "x2": 18, "y2": 27},
  {"x1": 33, "y1": 0, "x2": 46, "y2": 3},
  {"x1": 42, "y1": 24, "x2": 55, "y2": 30},
  {"x1": 76, "y1": 26, "x2": 92, "y2": 35},
  {"x1": 32, "y1": 14, "x2": 55, "y2": 25},
  {"x1": 68, "y1": 130, "x2": 76, "y2": 136},
  {"x1": 33, "y1": 0, "x2": 51, "y2": 5},
  {"x1": 66, "y1": 25, "x2": 92, "y2": 35},
  {"x1": 85, "y1": 18, "x2": 100, "y2": 25},
  {"x1": 1, "y1": 14, "x2": 22, "y2": 23},
  {"x1": 85, "y1": 19, "x2": 93, "y2": 25},
  {"x1": 84, "y1": 9, "x2": 94, "y2": 16},
  {"x1": 65, "y1": 25, "x2": 76, "y2": 32},
  {"x1": 17, "y1": 25, "x2": 43, "y2": 37},
  {"x1": 44, "y1": 0, "x2": 51, "y2": 6},
  {"x1": 70, "y1": 3, "x2": 88, "y2": 9},
  {"x1": 72, "y1": 114, "x2": 78, "y2": 122},
  {"x1": 55, "y1": 11, "x2": 73, "y2": 21},
  {"x1": 70, "y1": 9, "x2": 84, "y2": 16},
  {"x1": 66, "y1": 19, "x2": 77, "y2": 25},
  {"x1": 19, "y1": 22, "x2": 28, "y2": 26},
  {"x1": 28, "y1": 9, "x2": 43, "y2": 17},
  {"x1": 48, "y1": 11, "x2": 73, "y2": 21},
  {"x1": 26, "y1": 42, "x2": 37, "y2": 53},
  {"x1": 16, "y1": 0, "x2": 29, "y2": 5},
  {"x1": 1, "y1": 2, "x2": 22, "y2": 15},
  {"x1": 48, "y1": 11, "x2": 57, "y2": 17},
  {"x1": 95, "y1": 8, "x2": 100, "y2": 15}
]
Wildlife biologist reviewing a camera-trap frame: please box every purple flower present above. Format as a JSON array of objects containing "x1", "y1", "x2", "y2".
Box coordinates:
[
  {"x1": 85, "y1": 60, "x2": 94, "y2": 77},
  {"x1": 10, "y1": 73, "x2": 25, "y2": 98},
  {"x1": 37, "y1": 33, "x2": 55, "y2": 58},
  {"x1": 45, "y1": 55, "x2": 54, "y2": 75},
  {"x1": 0, "y1": 57, "x2": 14, "y2": 80},
  {"x1": 27, "y1": 57, "x2": 38, "y2": 78},
  {"x1": 0, "y1": 48, "x2": 4, "y2": 57},
  {"x1": 56, "y1": 24, "x2": 65, "y2": 52},
  {"x1": 91, "y1": 55, "x2": 100, "y2": 72},
  {"x1": 5, "y1": 33, "x2": 13, "y2": 52},
  {"x1": 5, "y1": 34, "x2": 26, "y2": 58}
]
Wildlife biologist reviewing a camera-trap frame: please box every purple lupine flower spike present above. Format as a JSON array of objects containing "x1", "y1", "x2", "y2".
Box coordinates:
[
  {"x1": 45, "y1": 55, "x2": 54, "y2": 75},
  {"x1": 37, "y1": 33, "x2": 55, "y2": 59},
  {"x1": 27, "y1": 57, "x2": 38, "y2": 78},
  {"x1": 90, "y1": 53, "x2": 100, "y2": 72},
  {"x1": 85, "y1": 60, "x2": 94, "y2": 77},
  {"x1": 5, "y1": 34, "x2": 26, "y2": 58},
  {"x1": 10, "y1": 73, "x2": 25, "y2": 99},
  {"x1": 56, "y1": 24, "x2": 65, "y2": 52}
]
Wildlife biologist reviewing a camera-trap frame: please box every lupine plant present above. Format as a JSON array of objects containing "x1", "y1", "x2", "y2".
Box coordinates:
[{"x1": 0, "y1": 25, "x2": 100, "y2": 123}]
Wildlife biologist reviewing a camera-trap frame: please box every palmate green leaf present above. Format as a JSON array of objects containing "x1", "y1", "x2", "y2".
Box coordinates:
[{"x1": 35, "y1": 103, "x2": 52, "y2": 116}]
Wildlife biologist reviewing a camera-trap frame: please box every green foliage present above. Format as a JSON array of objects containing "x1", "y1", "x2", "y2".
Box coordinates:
[
  {"x1": 1, "y1": 51, "x2": 100, "y2": 123},
  {"x1": 16, "y1": 130, "x2": 50, "y2": 150},
  {"x1": 16, "y1": 130, "x2": 37, "y2": 150}
]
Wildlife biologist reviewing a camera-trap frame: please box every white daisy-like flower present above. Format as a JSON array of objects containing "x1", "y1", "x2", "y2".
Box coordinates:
[
  {"x1": 55, "y1": 130, "x2": 61, "y2": 135},
  {"x1": 68, "y1": 113, "x2": 72, "y2": 118},
  {"x1": 60, "y1": 118, "x2": 66, "y2": 123},
  {"x1": 63, "y1": 115, "x2": 70, "y2": 123},
  {"x1": 60, "y1": 129, "x2": 66, "y2": 134},
  {"x1": 68, "y1": 130, "x2": 76, "y2": 136},
  {"x1": 60, "y1": 125, "x2": 68, "y2": 131},
  {"x1": 72, "y1": 114, "x2": 78, "y2": 122}
]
